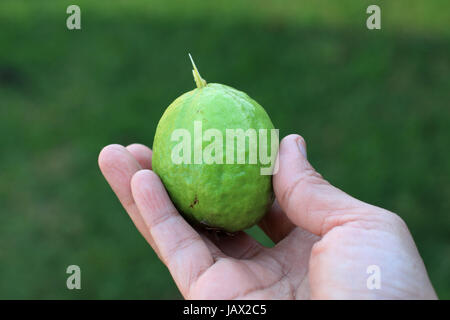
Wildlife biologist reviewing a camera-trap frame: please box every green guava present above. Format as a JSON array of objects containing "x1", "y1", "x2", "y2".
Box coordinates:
[{"x1": 152, "y1": 55, "x2": 277, "y2": 233}]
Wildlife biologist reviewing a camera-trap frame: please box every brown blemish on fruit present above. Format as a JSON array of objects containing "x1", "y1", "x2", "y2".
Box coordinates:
[{"x1": 189, "y1": 195, "x2": 199, "y2": 208}]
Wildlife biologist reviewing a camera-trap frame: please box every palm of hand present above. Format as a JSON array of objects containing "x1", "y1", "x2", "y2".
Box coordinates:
[
  {"x1": 99, "y1": 138, "x2": 436, "y2": 300},
  {"x1": 186, "y1": 216, "x2": 425, "y2": 300},
  {"x1": 189, "y1": 226, "x2": 316, "y2": 300}
]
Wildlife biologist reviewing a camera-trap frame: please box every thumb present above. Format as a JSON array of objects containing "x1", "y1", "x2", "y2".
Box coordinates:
[{"x1": 273, "y1": 134, "x2": 371, "y2": 236}]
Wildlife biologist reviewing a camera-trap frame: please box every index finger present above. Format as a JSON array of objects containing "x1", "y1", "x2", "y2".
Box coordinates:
[
  {"x1": 98, "y1": 144, "x2": 158, "y2": 253},
  {"x1": 131, "y1": 169, "x2": 215, "y2": 298}
]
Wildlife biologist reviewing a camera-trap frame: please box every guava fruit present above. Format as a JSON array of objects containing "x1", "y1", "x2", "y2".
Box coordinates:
[{"x1": 152, "y1": 55, "x2": 277, "y2": 233}]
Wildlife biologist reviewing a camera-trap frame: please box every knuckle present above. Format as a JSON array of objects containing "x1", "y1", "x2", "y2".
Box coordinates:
[{"x1": 280, "y1": 168, "x2": 325, "y2": 211}]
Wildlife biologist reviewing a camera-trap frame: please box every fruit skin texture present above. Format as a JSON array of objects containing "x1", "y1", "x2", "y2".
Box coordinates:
[{"x1": 152, "y1": 83, "x2": 275, "y2": 233}]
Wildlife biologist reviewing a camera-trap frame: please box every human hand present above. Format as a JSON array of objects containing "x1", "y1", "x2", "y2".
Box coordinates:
[{"x1": 98, "y1": 135, "x2": 437, "y2": 299}]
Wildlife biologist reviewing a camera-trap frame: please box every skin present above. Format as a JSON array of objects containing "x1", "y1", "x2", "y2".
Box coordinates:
[{"x1": 98, "y1": 135, "x2": 437, "y2": 299}]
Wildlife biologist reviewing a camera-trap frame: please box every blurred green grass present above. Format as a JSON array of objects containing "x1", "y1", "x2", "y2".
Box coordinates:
[{"x1": 0, "y1": 0, "x2": 449, "y2": 299}]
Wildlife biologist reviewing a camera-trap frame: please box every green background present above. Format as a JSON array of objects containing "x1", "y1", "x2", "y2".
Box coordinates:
[{"x1": 0, "y1": 0, "x2": 449, "y2": 299}]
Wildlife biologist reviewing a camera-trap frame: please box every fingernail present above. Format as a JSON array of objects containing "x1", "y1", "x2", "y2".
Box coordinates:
[{"x1": 297, "y1": 138, "x2": 307, "y2": 158}]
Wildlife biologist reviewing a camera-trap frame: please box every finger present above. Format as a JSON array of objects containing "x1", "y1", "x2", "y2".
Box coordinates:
[
  {"x1": 258, "y1": 199, "x2": 296, "y2": 243},
  {"x1": 131, "y1": 169, "x2": 214, "y2": 298},
  {"x1": 204, "y1": 231, "x2": 263, "y2": 259},
  {"x1": 126, "y1": 143, "x2": 152, "y2": 169},
  {"x1": 98, "y1": 144, "x2": 159, "y2": 255},
  {"x1": 273, "y1": 135, "x2": 371, "y2": 236}
]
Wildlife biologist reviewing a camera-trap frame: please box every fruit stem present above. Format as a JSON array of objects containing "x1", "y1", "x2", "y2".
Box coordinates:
[{"x1": 189, "y1": 53, "x2": 207, "y2": 89}]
